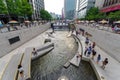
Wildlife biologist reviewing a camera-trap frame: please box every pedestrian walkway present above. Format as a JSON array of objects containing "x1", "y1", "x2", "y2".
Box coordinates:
[
  {"x1": 78, "y1": 34, "x2": 120, "y2": 80},
  {"x1": 0, "y1": 29, "x2": 50, "y2": 79},
  {"x1": 77, "y1": 24, "x2": 120, "y2": 62}
]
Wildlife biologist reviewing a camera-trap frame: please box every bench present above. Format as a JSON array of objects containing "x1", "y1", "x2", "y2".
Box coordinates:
[
  {"x1": 1, "y1": 53, "x2": 23, "y2": 80},
  {"x1": 17, "y1": 48, "x2": 32, "y2": 80}
]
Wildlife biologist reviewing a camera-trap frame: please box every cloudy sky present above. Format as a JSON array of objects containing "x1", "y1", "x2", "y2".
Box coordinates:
[{"x1": 44, "y1": 0, "x2": 64, "y2": 15}]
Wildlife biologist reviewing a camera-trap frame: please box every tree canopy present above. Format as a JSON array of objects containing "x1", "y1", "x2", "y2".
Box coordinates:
[
  {"x1": 0, "y1": 0, "x2": 8, "y2": 14},
  {"x1": 107, "y1": 11, "x2": 120, "y2": 20},
  {"x1": 20, "y1": 0, "x2": 33, "y2": 17},
  {"x1": 40, "y1": 9, "x2": 52, "y2": 20},
  {"x1": 2, "y1": 0, "x2": 33, "y2": 18},
  {"x1": 85, "y1": 7, "x2": 106, "y2": 20}
]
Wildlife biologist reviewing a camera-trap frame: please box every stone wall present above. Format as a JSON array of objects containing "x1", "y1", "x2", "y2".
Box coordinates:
[{"x1": 0, "y1": 23, "x2": 50, "y2": 57}]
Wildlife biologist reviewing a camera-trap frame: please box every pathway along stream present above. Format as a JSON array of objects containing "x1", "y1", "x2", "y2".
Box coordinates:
[{"x1": 31, "y1": 31, "x2": 97, "y2": 80}]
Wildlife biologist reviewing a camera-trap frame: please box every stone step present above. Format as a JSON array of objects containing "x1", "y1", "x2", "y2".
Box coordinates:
[{"x1": 64, "y1": 61, "x2": 70, "y2": 68}]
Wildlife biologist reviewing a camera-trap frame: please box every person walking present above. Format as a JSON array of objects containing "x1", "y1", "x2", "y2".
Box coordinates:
[
  {"x1": 92, "y1": 42, "x2": 96, "y2": 48},
  {"x1": 87, "y1": 44, "x2": 92, "y2": 57},
  {"x1": 97, "y1": 54, "x2": 101, "y2": 64},
  {"x1": 32, "y1": 48, "x2": 37, "y2": 56},
  {"x1": 91, "y1": 49, "x2": 96, "y2": 60},
  {"x1": 85, "y1": 37, "x2": 89, "y2": 45},
  {"x1": 51, "y1": 23, "x2": 54, "y2": 33},
  {"x1": 84, "y1": 46, "x2": 88, "y2": 56},
  {"x1": 101, "y1": 58, "x2": 108, "y2": 69},
  {"x1": 18, "y1": 64, "x2": 24, "y2": 78}
]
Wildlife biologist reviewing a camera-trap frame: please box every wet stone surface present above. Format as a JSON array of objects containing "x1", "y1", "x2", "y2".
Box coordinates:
[{"x1": 31, "y1": 31, "x2": 97, "y2": 80}]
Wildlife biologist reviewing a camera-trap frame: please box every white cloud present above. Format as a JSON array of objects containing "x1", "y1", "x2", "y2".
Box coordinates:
[{"x1": 44, "y1": 0, "x2": 64, "y2": 15}]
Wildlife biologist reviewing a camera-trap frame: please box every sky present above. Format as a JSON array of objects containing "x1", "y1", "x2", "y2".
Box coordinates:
[{"x1": 44, "y1": 0, "x2": 64, "y2": 15}]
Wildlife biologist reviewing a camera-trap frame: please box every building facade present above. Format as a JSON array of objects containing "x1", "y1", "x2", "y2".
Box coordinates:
[
  {"x1": 95, "y1": 0, "x2": 104, "y2": 9},
  {"x1": 77, "y1": 0, "x2": 95, "y2": 18},
  {"x1": 29, "y1": 0, "x2": 45, "y2": 20},
  {"x1": 64, "y1": 0, "x2": 77, "y2": 19},
  {"x1": 101, "y1": 0, "x2": 120, "y2": 13}
]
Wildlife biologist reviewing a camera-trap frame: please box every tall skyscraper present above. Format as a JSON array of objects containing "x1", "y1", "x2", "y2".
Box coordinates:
[
  {"x1": 77, "y1": 0, "x2": 95, "y2": 18},
  {"x1": 95, "y1": 0, "x2": 104, "y2": 9},
  {"x1": 64, "y1": 0, "x2": 77, "y2": 19},
  {"x1": 28, "y1": 0, "x2": 45, "y2": 20}
]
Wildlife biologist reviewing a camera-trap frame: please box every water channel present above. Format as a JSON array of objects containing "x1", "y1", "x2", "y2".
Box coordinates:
[{"x1": 31, "y1": 31, "x2": 97, "y2": 80}]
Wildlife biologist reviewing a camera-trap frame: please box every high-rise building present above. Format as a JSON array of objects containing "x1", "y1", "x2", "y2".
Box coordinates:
[
  {"x1": 28, "y1": 0, "x2": 45, "y2": 20},
  {"x1": 95, "y1": 0, "x2": 104, "y2": 9},
  {"x1": 64, "y1": 0, "x2": 77, "y2": 19},
  {"x1": 77, "y1": 0, "x2": 95, "y2": 18},
  {"x1": 101, "y1": 0, "x2": 120, "y2": 13}
]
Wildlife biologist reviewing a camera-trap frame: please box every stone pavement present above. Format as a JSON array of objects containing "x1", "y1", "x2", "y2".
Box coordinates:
[
  {"x1": 0, "y1": 29, "x2": 51, "y2": 79},
  {"x1": 77, "y1": 24, "x2": 120, "y2": 62},
  {"x1": 78, "y1": 34, "x2": 120, "y2": 80}
]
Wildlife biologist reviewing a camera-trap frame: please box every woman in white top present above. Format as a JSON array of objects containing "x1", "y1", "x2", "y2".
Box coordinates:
[{"x1": 18, "y1": 64, "x2": 24, "y2": 77}]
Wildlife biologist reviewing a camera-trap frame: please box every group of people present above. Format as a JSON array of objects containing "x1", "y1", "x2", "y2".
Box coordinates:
[
  {"x1": 112, "y1": 24, "x2": 120, "y2": 33},
  {"x1": 84, "y1": 37, "x2": 108, "y2": 70}
]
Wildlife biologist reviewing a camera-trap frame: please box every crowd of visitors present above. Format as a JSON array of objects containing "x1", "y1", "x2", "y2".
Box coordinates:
[
  {"x1": 84, "y1": 36, "x2": 108, "y2": 70},
  {"x1": 0, "y1": 21, "x2": 47, "y2": 33},
  {"x1": 74, "y1": 26, "x2": 109, "y2": 70}
]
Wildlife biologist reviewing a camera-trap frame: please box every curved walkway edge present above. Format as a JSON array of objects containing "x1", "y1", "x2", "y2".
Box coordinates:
[{"x1": 77, "y1": 34, "x2": 120, "y2": 80}]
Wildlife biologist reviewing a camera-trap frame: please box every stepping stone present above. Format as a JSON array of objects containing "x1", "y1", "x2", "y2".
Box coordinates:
[{"x1": 64, "y1": 61, "x2": 70, "y2": 68}]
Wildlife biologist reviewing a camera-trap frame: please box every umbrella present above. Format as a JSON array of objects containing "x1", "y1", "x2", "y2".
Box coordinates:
[
  {"x1": 90, "y1": 20, "x2": 95, "y2": 23},
  {"x1": 8, "y1": 20, "x2": 19, "y2": 24},
  {"x1": 99, "y1": 19, "x2": 108, "y2": 24},
  {"x1": 24, "y1": 20, "x2": 30, "y2": 23},
  {"x1": 114, "y1": 20, "x2": 120, "y2": 23},
  {"x1": 34, "y1": 21, "x2": 37, "y2": 22}
]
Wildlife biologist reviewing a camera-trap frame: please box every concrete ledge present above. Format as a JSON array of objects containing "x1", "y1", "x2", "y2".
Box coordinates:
[
  {"x1": 36, "y1": 42, "x2": 54, "y2": 52},
  {"x1": 32, "y1": 47, "x2": 54, "y2": 60},
  {"x1": 32, "y1": 42, "x2": 54, "y2": 60},
  {"x1": 17, "y1": 47, "x2": 32, "y2": 80},
  {"x1": 77, "y1": 35, "x2": 105, "y2": 80},
  {"x1": 17, "y1": 42, "x2": 54, "y2": 80},
  {"x1": 69, "y1": 34, "x2": 82, "y2": 67},
  {"x1": 1, "y1": 53, "x2": 23, "y2": 80}
]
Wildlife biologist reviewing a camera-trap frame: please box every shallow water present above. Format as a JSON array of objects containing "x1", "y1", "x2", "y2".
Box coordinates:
[{"x1": 31, "y1": 31, "x2": 97, "y2": 80}]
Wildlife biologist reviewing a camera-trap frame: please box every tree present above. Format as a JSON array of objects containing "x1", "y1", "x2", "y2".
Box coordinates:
[
  {"x1": 20, "y1": 0, "x2": 33, "y2": 18},
  {"x1": 5, "y1": 0, "x2": 33, "y2": 19},
  {"x1": 108, "y1": 11, "x2": 120, "y2": 21},
  {"x1": 6, "y1": 0, "x2": 18, "y2": 15},
  {"x1": 0, "y1": 0, "x2": 8, "y2": 14},
  {"x1": 85, "y1": 7, "x2": 106, "y2": 20},
  {"x1": 40, "y1": 9, "x2": 52, "y2": 20}
]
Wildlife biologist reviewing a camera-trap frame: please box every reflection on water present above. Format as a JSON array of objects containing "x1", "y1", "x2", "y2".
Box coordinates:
[{"x1": 31, "y1": 31, "x2": 97, "y2": 80}]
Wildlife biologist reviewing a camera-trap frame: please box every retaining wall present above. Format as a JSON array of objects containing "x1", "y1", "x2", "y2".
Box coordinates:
[{"x1": 0, "y1": 23, "x2": 50, "y2": 57}]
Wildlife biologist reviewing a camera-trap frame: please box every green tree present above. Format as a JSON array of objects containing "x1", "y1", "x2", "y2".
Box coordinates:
[
  {"x1": 85, "y1": 7, "x2": 106, "y2": 20},
  {"x1": 40, "y1": 9, "x2": 52, "y2": 20},
  {"x1": 108, "y1": 11, "x2": 120, "y2": 20},
  {"x1": 20, "y1": 0, "x2": 33, "y2": 18},
  {"x1": 0, "y1": 0, "x2": 8, "y2": 14},
  {"x1": 6, "y1": 0, "x2": 18, "y2": 15},
  {"x1": 5, "y1": 0, "x2": 33, "y2": 19}
]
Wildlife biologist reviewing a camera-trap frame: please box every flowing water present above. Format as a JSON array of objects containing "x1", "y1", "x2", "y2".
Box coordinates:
[{"x1": 31, "y1": 31, "x2": 97, "y2": 80}]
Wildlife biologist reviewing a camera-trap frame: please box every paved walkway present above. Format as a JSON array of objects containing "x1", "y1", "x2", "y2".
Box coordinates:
[
  {"x1": 78, "y1": 34, "x2": 120, "y2": 80},
  {"x1": 77, "y1": 24, "x2": 120, "y2": 62},
  {"x1": 0, "y1": 29, "x2": 51, "y2": 79}
]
